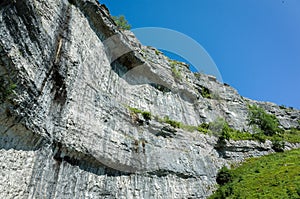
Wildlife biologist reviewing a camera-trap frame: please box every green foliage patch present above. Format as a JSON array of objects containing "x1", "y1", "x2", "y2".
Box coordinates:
[
  {"x1": 200, "y1": 86, "x2": 212, "y2": 99},
  {"x1": 0, "y1": 77, "x2": 16, "y2": 103},
  {"x1": 128, "y1": 106, "x2": 152, "y2": 121},
  {"x1": 281, "y1": 128, "x2": 300, "y2": 143},
  {"x1": 171, "y1": 65, "x2": 182, "y2": 79},
  {"x1": 209, "y1": 149, "x2": 300, "y2": 199},
  {"x1": 162, "y1": 116, "x2": 181, "y2": 128},
  {"x1": 216, "y1": 166, "x2": 234, "y2": 186},
  {"x1": 127, "y1": 106, "x2": 300, "y2": 146},
  {"x1": 112, "y1": 15, "x2": 131, "y2": 30},
  {"x1": 248, "y1": 104, "x2": 281, "y2": 136},
  {"x1": 142, "y1": 111, "x2": 152, "y2": 121}
]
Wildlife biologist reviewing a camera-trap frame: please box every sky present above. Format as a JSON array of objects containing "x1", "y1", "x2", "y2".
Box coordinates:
[{"x1": 100, "y1": 0, "x2": 300, "y2": 109}]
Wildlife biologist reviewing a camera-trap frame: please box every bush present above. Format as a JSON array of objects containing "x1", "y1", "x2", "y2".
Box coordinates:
[
  {"x1": 171, "y1": 66, "x2": 182, "y2": 79},
  {"x1": 197, "y1": 123, "x2": 209, "y2": 133},
  {"x1": 210, "y1": 185, "x2": 233, "y2": 199},
  {"x1": 220, "y1": 122, "x2": 232, "y2": 141},
  {"x1": 272, "y1": 138, "x2": 285, "y2": 152},
  {"x1": 163, "y1": 116, "x2": 181, "y2": 128},
  {"x1": 200, "y1": 86, "x2": 211, "y2": 99},
  {"x1": 248, "y1": 104, "x2": 280, "y2": 136},
  {"x1": 210, "y1": 118, "x2": 232, "y2": 141},
  {"x1": 297, "y1": 188, "x2": 300, "y2": 197},
  {"x1": 0, "y1": 78, "x2": 16, "y2": 103},
  {"x1": 128, "y1": 107, "x2": 142, "y2": 114},
  {"x1": 142, "y1": 111, "x2": 151, "y2": 121},
  {"x1": 216, "y1": 166, "x2": 233, "y2": 185},
  {"x1": 128, "y1": 106, "x2": 151, "y2": 122},
  {"x1": 112, "y1": 15, "x2": 131, "y2": 30},
  {"x1": 252, "y1": 132, "x2": 266, "y2": 143}
]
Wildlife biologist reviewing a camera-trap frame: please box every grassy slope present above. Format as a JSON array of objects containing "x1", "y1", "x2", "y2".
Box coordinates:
[{"x1": 209, "y1": 149, "x2": 300, "y2": 199}]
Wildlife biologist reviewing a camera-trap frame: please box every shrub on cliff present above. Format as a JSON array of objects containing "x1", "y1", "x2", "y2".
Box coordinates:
[
  {"x1": 216, "y1": 166, "x2": 233, "y2": 185},
  {"x1": 248, "y1": 104, "x2": 281, "y2": 136},
  {"x1": 142, "y1": 111, "x2": 151, "y2": 121},
  {"x1": 112, "y1": 15, "x2": 131, "y2": 30},
  {"x1": 0, "y1": 77, "x2": 16, "y2": 103},
  {"x1": 163, "y1": 116, "x2": 181, "y2": 128},
  {"x1": 210, "y1": 118, "x2": 232, "y2": 141},
  {"x1": 272, "y1": 138, "x2": 285, "y2": 152}
]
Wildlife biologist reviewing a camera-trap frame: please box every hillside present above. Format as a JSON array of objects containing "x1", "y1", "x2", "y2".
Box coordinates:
[{"x1": 209, "y1": 148, "x2": 300, "y2": 198}]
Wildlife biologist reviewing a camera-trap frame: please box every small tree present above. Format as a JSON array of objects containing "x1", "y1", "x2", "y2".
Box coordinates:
[
  {"x1": 248, "y1": 104, "x2": 280, "y2": 136},
  {"x1": 112, "y1": 15, "x2": 131, "y2": 30},
  {"x1": 210, "y1": 118, "x2": 232, "y2": 141},
  {"x1": 216, "y1": 166, "x2": 233, "y2": 185},
  {"x1": 272, "y1": 138, "x2": 285, "y2": 152}
]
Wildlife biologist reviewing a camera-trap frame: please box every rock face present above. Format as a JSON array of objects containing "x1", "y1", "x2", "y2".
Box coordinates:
[{"x1": 0, "y1": 0, "x2": 299, "y2": 198}]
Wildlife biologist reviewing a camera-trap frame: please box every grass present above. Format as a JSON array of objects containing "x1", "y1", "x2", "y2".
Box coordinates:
[
  {"x1": 128, "y1": 106, "x2": 152, "y2": 121},
  {"x1": 209, "y1": 148, "x2": 300, "y2": 199},
  {"x1": 161, "y1": 116, "x2": 181, "y2": 128},
  {"x1": 169, "y1": 59, "x2": 189, "y2": 80},
  {"x1": 282, "y1": 128, "x2": 300, "y2": 143}
]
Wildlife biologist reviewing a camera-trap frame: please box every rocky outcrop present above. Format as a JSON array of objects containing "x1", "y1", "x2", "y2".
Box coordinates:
[{"x1": 0, "y1": 0, "x2": 299, "y2": 198}]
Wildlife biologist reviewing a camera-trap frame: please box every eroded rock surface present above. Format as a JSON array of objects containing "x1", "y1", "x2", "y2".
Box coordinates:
[{"x1": 0, "y1": 0, "x2": 299, "y2": 198}]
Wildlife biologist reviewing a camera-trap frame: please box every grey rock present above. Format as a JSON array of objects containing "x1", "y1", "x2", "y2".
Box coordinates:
[{"x1": 0, "y1": 0, "x2": 299, "y2": 198}]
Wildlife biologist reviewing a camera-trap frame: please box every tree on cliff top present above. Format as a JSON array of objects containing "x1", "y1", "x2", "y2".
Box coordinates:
[{"x1": 112, "y1": 15, "x2": 131, "y2": 30}]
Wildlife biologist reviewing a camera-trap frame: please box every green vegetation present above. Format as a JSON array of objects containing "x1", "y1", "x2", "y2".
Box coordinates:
[
  {"x1": 197, "y1": 123, "x2": 210, "y2": 133},
  {"x1": 127, "y1": 105, "x2": 300, "y2": 145},
  {"x1": 169, "y1": 59, "x2": 186, "y2": 67},
  {"x1": 112, "y1": 15, "x2": 131, "y2": 30},
  {"x1": 248, "y1": 104, "x2": 281, "y2": 136},
  {"x1": 171, "y1": 66, "x2": 182, "y2": 79},
  {"x1": 0, "y1": 77, "x2": 16, "y2": 103},
  {"x1": 246, "y1": 105, "x2": 300, "y2": 144},
  {"x1": 155, "y1": 49, "x2": 161, "y2": 55},
  {"x1": 128, "y1": 106, "x2": 152, "y2": 121},
  {"x1": 156, "y1": 114, "x2": 300, "y2": 144},
  {"x1": 281, "y1": 128, "x2": 300, "y2": 143},
  {"x1": 162, "y1": 116, "x2": 181, "y2": 128},
  {"x1": 216, "y1": 166, "x2": 233, "y2": 186},
  {"x1": 209, "y1": 149, "x2": 300, "y2": 199},
  {"x1": 142, "y1": 111, "x2": 152, "y2": 121},
  {"x1": 169, "y1": 59, "x2": 189, "y2": 80},
  {"x1": 209, "y1": 118, "x2": 231, "y2": 141},
  {"x1": 271, "y1": 137, "x2": 285, "y2": 152},
  {"x1": 200, "y1": 86, "x2": 212, "y2": 99},
  {"x1": 128, "y1": 107, "x2": 142, "y2": 114}
]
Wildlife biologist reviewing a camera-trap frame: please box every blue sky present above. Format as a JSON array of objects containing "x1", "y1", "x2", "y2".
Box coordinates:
[{"x1": 100, "y1": 0, "x2": 300, "y2": 109}]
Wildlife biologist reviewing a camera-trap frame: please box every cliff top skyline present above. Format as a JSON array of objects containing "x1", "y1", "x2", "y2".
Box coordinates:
[{"x1": 101, "y1": 0, "x2": 300, "y2": 109}]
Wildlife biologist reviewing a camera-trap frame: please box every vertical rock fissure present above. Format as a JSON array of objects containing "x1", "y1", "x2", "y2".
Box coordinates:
[
  {"x1": 49, "y1": 2, "x2": 72, "y2": 106},
  {"x1": 47, "y1": 144, "x2": 63, "y2": 199}
]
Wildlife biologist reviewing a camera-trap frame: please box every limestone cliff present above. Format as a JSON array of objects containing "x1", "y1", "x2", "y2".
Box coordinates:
[{"x1": 0, "y1": 0, "x2": 299, "y2": 198}]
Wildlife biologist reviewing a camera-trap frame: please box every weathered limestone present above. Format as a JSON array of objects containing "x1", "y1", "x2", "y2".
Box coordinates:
[{"x1": 0, "y1": 0, "x2": 299, "y2": 198}]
